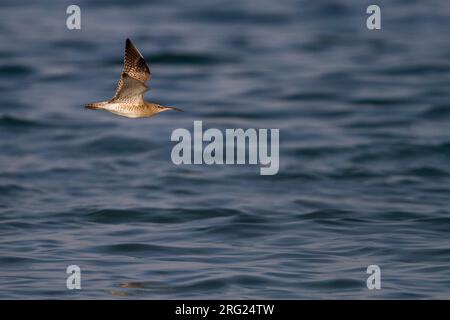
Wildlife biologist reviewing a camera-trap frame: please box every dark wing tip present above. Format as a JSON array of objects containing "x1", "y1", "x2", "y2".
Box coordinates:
[
  {"x1": 124, "y1": 38, "x2": 143, "y2": 58},
  {"x1": 125, "y1": 38, "x2": 135, "y2": 51},
  {"x1": 126, "y1": 38, "x2": 132, "y2": 50}
]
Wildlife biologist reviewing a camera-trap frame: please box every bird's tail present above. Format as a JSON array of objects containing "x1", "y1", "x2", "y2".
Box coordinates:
[{"x1": 85, "y1": 101, "x2": 107, "y2": 110}]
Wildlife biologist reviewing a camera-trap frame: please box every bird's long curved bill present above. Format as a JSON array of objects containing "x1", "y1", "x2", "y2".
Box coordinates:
[{"x1": 164, "y1": 106, "x2": 184, "y2": 112}]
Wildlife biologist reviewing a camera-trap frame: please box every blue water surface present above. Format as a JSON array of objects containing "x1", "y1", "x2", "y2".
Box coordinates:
[{"x1": 0, "y1": 0, "x2": 449, "y2": 299}]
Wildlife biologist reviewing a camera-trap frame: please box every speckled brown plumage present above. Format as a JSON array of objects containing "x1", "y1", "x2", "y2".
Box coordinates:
[{"x1": 85, "y1": 38, "x2": 183, "y2": 118}]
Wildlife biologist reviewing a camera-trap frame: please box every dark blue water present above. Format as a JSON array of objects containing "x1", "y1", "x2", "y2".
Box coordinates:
[{"x1": 1, "y1": 0, "x2": 450, "y2": 299}]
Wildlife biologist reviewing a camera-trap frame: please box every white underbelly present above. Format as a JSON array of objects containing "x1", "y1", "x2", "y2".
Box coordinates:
[{"x1": 103, "y1": 103, "x2": 151, "y2": 118}]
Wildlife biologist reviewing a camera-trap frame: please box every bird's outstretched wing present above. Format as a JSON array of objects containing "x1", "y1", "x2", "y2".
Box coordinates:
[
  {"x1": 111, "y1": 38, "x2": 151, "y2": 101},
  {"x1": 110, "y1": 73, "x2": 148, "y2": 104}
]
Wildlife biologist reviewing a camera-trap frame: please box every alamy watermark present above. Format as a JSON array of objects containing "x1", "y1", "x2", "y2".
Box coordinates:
[
  {"x1": 66, "y1": 5, "x2": 81, "y2": 30},
  {"x1": 171, "y1": 121, "x2": 279, "y2": 175},
  {"x1": 366, "y1": 5, "x2": 381, "y2": 30},
  {"x1": 65, "y1": 4, "x2": 380, "y2": 31},
  {"x1": 366, "y1": 265, "x2": 381, "y2": 290},
  {"x1": 66, "y1": 265, "x2": 81, "y2": 289}
]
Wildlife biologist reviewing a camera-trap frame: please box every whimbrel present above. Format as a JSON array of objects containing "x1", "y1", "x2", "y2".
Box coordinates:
[{"x1": 86, "y1": 38, "x2": 182, "y2": 118}]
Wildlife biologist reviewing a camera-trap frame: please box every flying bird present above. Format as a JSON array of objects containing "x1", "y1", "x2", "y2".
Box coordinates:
[{"x1": 86, "y1": 38, "x2": 183, "y2": 118}]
